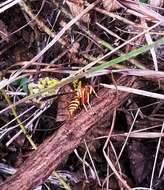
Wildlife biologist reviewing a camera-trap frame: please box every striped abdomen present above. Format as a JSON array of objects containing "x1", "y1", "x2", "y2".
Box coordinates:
[{"x1": 68, "y1": 96, "x2": 81, "y2": 117}]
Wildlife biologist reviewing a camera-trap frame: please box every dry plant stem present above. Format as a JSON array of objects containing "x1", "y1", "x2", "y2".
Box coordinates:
[
  {"x1": 0, "y1": 6, "x2": 158, "y2": 90},
  {"x1": 20, "y1": 0, "x2": 66, "y2": 46},
  {"x1": 115, "y1": 109, "x2": 140, "y2": 166},
  {"x1": 0, "y1": 0, "x2": 45, "y2": 44},
  {"x1": 59, "y1": 5, "x2": 146, "y2": 70},
  {"x1": 29, "y1": 0, "x2": 99, "y2": 63},
  {"x1": 30, "y1": 0, "x2": 100, "y2": 62},
  {"x1": 0, "y1": 0, "x2": 101, "y2": 88},
  {"x1": 83, "y1": 140, "x2": 101, "y2": 185},
  {"x1": 101, "y1": 84, "x2": 164, "y2": 100},
  {"x1": 93, "y1": 6, "x2": 142, "y2": 27},
  {"x1": 72, "y1": 22, "x2": 161, "y2": 75},
  {"x1": 0, "y1": 76, "x2": 136, "y2": 190},
  {"x1": 103, "y1": 109, "x2": 132, "y2": 190},
  {"x1": 52, "y1": 171, "x2": 72, "y2": 190},
  {"x1": 142, "y1": 19, "x2": 158, "y2": 71},
  {"x1": 1, "y1": 89, "x2": 37, "y2": 150},
  {"x1": 0, "y1": 0, "x2": 21, "y2": 13},
  {"x1": 150, "y1": 122, "x2": 164, "y2": 188}
]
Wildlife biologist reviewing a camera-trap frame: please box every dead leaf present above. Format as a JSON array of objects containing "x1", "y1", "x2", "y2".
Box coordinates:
[
  {"x1": 102, "y1": 0, "x2": 121, "y2": 12},
  {"x1": 66, "y1": 0, "x2": 90, "y2": 23},
  {"x1": 68, "y1": 0, "x2": 84, "y2": 5},
  {"x1": 69, "y1": 42, "x2": 80, "y2": 54}
]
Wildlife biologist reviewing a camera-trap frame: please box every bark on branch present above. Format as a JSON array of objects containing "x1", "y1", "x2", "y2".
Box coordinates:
[{"x1": 0, "y1": 76, "x2": 137, "y2": 190}]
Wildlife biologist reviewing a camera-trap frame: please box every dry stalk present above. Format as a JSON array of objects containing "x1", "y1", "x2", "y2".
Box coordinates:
[{"x1": 0, "y1": 75, "x2": 137, "y2": 190}]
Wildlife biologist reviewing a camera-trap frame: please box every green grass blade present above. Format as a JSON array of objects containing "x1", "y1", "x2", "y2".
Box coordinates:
[{"x1": 89, "y1": 37, "x2": 164, "y2": 73}]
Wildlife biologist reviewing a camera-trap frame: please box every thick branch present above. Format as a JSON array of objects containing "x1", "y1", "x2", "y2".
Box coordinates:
[{"x1": 0, "y1": 76, "x2": 137, "y2": 190}]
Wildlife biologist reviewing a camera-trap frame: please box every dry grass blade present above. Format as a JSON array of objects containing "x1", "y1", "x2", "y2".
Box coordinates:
[
  {"x1": 103, "y1": 109, "x2": 132, "y2": 190},
  {"x1": 0, "y1": 0, "x2": 21, "y2": 13},
  {"x1": 101, "y1": 84, "x2": 164, "y2": 100},
  {"x1": 143, "y1": 20, "x2": 158, "y2": 71},
  {"x1": 21, "y1": 1, "x2": 100, "y2": 68},
  {"x1": 117, "y1": 0, "x2": 164, "y2": 23},
  {"x1": 149, "y1": 122, "x2": 164, "y2": 188},
  {"x1": 122, "y1": 132, "x2": 164, "y2": 139},
  {"x1": 0, "y1": 0, "x2": 100, "y2": 90},
  {"x1": 0, "y1": 19, "x2": 9, "y2": 42},
  {"x1": 74, "y1": 148, "x2": 95, "y2": 179},
  {"x1": 1, "y1": 89, "x2": 37, "y2": 149},
  {"x1": 111, "y1": 69, "x2": 164, "y2": 78},
  {"x1": 115, "y1": 109, "x2": 140, "y2": 166},
  {"x1": 0, "y1": 0, "x2": 164, "y2": 189},
  {"x1": 83, "y1": 139, "x2": 101, "y2": 185},
  {"x1": 0, "y1": 76, "x2": 136, "y2": 190},
  {"x1": 19, "y1": 0, "x2": 66, "y2": 46}
]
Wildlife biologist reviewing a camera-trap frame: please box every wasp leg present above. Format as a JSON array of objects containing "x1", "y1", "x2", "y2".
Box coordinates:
[
  {"x1": 86, "y1": 92, "x2": 92, "y2": 109},
  {"x1": 87, "y1": 102, "x2": 92, "y2": 109},
  {"x1": 82, "y1": 103, "x2": 88, "y2": 111},
  {"x1": 91, "y1": 86, "x2": 99, "y2": 98}
]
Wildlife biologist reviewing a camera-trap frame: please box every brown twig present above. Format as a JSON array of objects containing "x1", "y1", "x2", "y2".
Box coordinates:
[{"x1": 0, "y1": 76, "x2": 137, "y2": 190}]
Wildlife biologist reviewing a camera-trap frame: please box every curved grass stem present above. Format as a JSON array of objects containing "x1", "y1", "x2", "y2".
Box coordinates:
[{"x1": 1, "y1": 89, "x2": 37, "y2": 150}]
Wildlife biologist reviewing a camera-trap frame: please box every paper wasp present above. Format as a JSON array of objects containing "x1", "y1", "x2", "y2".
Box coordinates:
[
  {"x1": 28, "y1": 77, "x2": 97, "y2": 117},
  {"x1": 67, "y1": 79, "x2": 97, "y2": 117}
]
